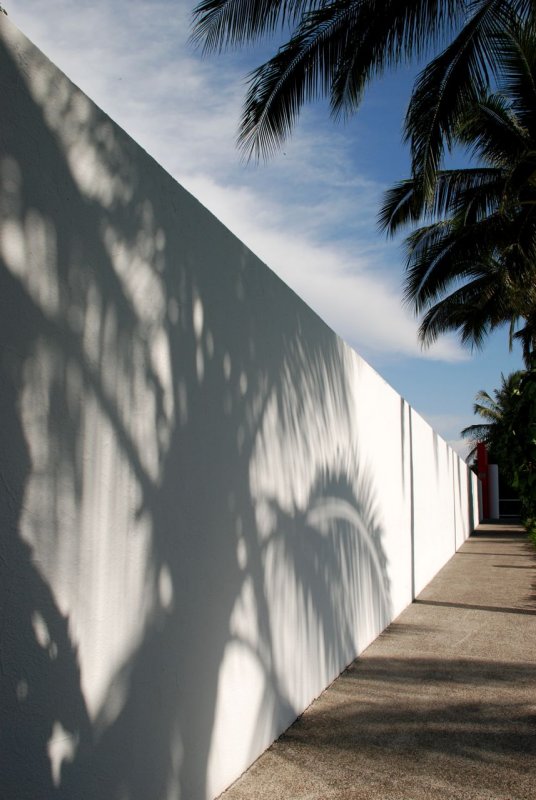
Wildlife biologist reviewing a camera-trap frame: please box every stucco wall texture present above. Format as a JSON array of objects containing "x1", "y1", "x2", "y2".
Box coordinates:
[{"x1": 0, "y1": 18, "x2": 479, "y2": 800}]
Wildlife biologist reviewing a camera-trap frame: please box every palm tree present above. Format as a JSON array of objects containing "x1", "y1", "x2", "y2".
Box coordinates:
[
  {"x1": 379, "y1": 18, "x2": 536, "y2": 358},
  {"x1": 461, "y1": 370, "x2": 524, "y2": 460},
  {"x1": 462, "y1": 365, "x2": 536, "y2": 519},
  {"x1": 192, "y1": 0, "x2": 531, "y2": 184}
]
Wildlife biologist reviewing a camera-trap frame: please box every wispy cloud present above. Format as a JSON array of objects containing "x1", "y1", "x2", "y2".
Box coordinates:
[{"x1": 10, "y1": 0, "x2": 465, "y2": 362}]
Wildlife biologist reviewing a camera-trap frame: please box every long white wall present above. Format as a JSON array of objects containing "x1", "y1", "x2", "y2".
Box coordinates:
[{"x1": 0, "y1": 18, "x2": 479, "y2": 800}]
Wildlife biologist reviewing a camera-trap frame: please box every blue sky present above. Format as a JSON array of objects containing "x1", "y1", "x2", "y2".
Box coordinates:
[{"x1": 8, "y1": 0, "x2": 525, "y2": 455}]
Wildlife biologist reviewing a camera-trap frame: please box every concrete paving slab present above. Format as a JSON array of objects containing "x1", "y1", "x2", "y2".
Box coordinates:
[{"x1": 219, "y1": 524, "x2": 536, "y2": 800}]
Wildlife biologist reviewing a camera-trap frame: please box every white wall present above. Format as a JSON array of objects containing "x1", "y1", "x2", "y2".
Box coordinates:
[{"x1": 0, "y1": 18, "x2": 477, "y2": 800}]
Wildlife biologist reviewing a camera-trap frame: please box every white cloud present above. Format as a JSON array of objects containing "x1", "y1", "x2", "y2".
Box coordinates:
[
  {"x1": 184, "y1": 174, "x2": 465, "y2": 361},
  {"x1": 9, "y1": 0, "x2": 466, "y2": 362}
]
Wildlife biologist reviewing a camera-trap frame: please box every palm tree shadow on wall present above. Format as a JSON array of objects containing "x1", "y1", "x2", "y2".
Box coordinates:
[
  {"x1": 0, "y1": 289, "x2": 93, "y2": 799},
  {"x1": 0, "y1": 27, "x2": 391, "y2": 800},
  {"x1": 241, "y1": 467, "x2": 391, "y2": 766}
]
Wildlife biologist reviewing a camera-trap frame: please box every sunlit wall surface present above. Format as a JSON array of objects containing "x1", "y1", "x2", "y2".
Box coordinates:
[{"x1": 0, "y1": 18, "x2": 479, "y2": 800}]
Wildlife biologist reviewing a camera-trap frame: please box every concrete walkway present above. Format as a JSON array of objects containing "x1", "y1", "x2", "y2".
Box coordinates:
[{"x1": 220, "y1": 524, "x2": 536, "y2": 800}]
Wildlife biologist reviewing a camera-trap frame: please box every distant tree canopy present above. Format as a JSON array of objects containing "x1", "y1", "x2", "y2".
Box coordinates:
[
  {"x1": 490, "y1": 360, "x2": 536, "y2": 520},
  {"x1": 462, "y1": 362, "x2": 536, "y2": 521},
  {"x1": 461, "y1": 372, "x2": 525, "y2": 462}
]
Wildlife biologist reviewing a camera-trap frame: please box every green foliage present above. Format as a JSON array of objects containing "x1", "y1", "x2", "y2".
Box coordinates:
[
  {"x1": 461, "y1": 371, "x2": 524, "y2": 461},
  {"x1": 462, "y1": 362, "x2": 536, "y2": 527},
  {"x1": 491, "y1": 358, "x2": 536, "y2": 520},
  {"x1": 380, "y1": 17, "x2": 536, "y2": 358},
  {"x1": 191, "y1": 1, "x2": 534, "y2": 168},
  {"x1": 525, "y1": 517, "x2": 536, "y2": 547}
]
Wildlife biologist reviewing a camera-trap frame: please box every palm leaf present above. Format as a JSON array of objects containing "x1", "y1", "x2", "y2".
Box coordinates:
[
  {"x1": 404, "y1": 212, "x2": 512, "y2": 311},
  {"x1": 191, "y1": 0, "x2": 320, "y2": 52},
  {"x1": 237, "y1": 0, "x2": 467, "y2": 158},
  {"x1": 415, "y1": 267, "x2": 509, "y2": 346},
  {"x1": 238, "y1": 0, "x2": 362, "y2": 158},
  {"x1": 405, "y1": 0, "x2": 509, "y2": 196},
  {"x1": 379, "y1": 166, "x2": 504, "y2": 233},
  {"x1": 461, "y1": 422, "x2": 493, "y2": 439},
  {"x1": 329, "y1": 0, "x2": 466, "y2": 118},
  {"x1": 457, "y1": 93, "x2": 530, "y2": 165},
  {"x1": 500, "y1": 15, "x2": 536, "y2": 133}
]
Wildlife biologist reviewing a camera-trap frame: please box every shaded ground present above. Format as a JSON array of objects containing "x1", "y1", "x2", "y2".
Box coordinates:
[{"x1": 220, "y1": 523, "x2": 536, "y2": 800}]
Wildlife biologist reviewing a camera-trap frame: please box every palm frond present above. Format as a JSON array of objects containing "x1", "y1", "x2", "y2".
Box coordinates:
[
  {"x1": 237, "y1": 0, "x2": 468, "y2": 158},
  {"x1": 457, "y1": 93, "x2": 529, "y2": 165},
  {"x1": 432, "y1": 167, "x2": 505, "y2": 218},
  {"x1": 378, "y1": 178, "x2": 423, "y2": 233},
  {"x1": 238, "y1": 0, "x2": 362, "y2": 159},
  {"x1": 405, "y1": 0, "x2": 509, "y2": 196},
  {"x1": 379, "y1": 166, "x2": 504, "y2": 234},
  {"x1": 403, "y1": 213, "x2": 510, "y2": 311},
  {"x1": 329, "y1": 0, "x2": 466, "y2": 118},
  {"x1": 415, "y1": 268, "x2": 505, "y2": 346},
  {"x1": 500, "y1": 15, "x2": 536, "y2": 134},
  {"x1": 414, "y1": 246, "x2": 536, "y2": 349},
  {"x1": 191, "y1": 0, "x2": 319, "y2": 52},
  {"x1": 460, "y1": 422, "x2": 493, "y2": 440}
]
